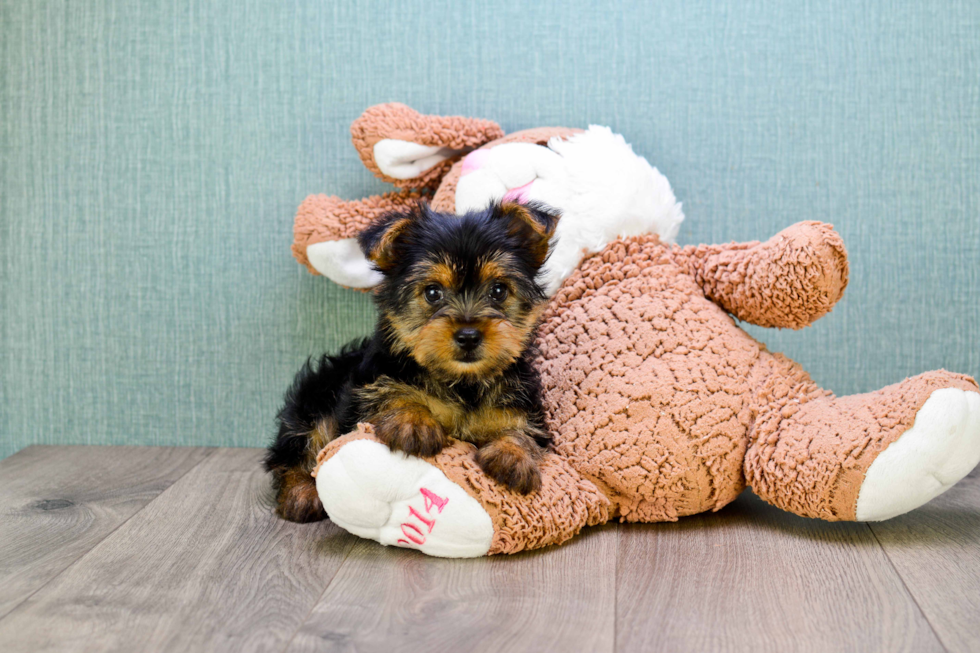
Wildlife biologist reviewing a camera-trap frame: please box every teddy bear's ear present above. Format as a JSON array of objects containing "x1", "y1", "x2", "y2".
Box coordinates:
[
  {"x1": 498, "y1": 202, "x2": 560, "y2": 268},
  {"x1": 352, "y1": 103, "x2": 505, "y2": 190},
  {"x1": 357, "y1": 204, "x2": 423, "y2": 272}
]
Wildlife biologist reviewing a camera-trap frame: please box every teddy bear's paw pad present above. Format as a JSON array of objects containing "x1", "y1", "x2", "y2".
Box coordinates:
[
  {"x1": 373, "y1": 140, "x2": 465, "y2": 180},
  {"x1": 857, "y1": 388, "x2": 980, "y2": 521},
  {"x1": 315, "y1": 439, "x2": 494, "y2": 557}
]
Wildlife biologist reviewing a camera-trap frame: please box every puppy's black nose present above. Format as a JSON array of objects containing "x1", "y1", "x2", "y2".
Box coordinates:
[{"x1": 453, "y1": 327, "x2": 483, "y2": 352}]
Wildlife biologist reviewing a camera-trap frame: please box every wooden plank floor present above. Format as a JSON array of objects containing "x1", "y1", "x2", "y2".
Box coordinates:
[{"x1": 0, "y1": 446, "x2": 977, "y2": 653}]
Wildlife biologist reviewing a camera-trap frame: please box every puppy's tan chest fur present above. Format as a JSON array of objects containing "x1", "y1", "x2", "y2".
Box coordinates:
[{"x1": 356, "y1": 377, "x2": 526, "y2": 445}]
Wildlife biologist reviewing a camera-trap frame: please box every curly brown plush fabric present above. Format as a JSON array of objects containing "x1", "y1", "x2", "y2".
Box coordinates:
[{"x1": 537, "y1": 235, "x2": 760, "y2": 521}]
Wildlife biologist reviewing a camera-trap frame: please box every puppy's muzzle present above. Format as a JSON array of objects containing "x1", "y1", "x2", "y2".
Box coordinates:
[{"x1": 453, "y1": 327, "x2": 483, "y2": 352}]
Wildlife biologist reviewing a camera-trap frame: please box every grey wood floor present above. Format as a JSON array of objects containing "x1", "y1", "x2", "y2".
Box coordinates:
[{"x1": 0, "y1": 446, "x2": 977, "y2": 653}]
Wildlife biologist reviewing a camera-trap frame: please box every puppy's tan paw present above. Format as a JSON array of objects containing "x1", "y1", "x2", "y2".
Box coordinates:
[
  {"x1": 375, "y1": 408, "x2": 447, "y2": 457},
  {"x1": 475, "y1": 438, "x2": 542, "y2": 494}
]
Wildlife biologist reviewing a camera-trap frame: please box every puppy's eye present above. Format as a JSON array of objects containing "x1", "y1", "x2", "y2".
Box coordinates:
[
  {"x1": 423, "y1": 284, "x2": 444, "y2": 304},
  {"x1": 489, "y1": 282, "x2": 508, "y2": 303}
]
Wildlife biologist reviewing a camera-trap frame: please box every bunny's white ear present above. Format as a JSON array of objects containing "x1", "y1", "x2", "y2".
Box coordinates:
[
  {"x1": 306, "y1": 239, "x2": 383, "y2": 289},
  {"x1": 373, "y1": 140, "x2": 466, "y2": 180}
]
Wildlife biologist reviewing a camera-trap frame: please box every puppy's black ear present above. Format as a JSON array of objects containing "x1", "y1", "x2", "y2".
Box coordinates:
[
  {"x1": 498, "y1": 202, "x2": 559, "y2": 268},
  {"x1": 358, "y1": 203, "x2": 423, "y2": 272}
]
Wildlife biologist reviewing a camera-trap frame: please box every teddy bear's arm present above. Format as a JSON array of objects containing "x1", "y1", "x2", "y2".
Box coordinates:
[
  {"x1": 673, "y1": 221, "x2": 849, "y2": 329},
  {"x1": 293, "y1": 190, "x2": 423, "y2": 280},
  {"x1": 352, "y1": 103, "x2": 504, "y2": 191}
]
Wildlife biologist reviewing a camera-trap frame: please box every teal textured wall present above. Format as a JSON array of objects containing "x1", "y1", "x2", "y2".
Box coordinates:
[{"x1": 2, "y1": 1, "x2": 978, "y2": 459}]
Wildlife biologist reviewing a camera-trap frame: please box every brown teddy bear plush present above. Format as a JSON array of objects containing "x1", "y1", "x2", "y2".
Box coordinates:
[{"x1": 295, "y1": 103, "x2": 980, "y2": 557}]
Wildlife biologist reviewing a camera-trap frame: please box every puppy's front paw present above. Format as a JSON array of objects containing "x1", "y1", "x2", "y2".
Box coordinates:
[
  {"x1": 475, "y1": 438, "x2": 542, "y2": 494},
  {"x1": 374, "y1": 408, "x2": 447, "y2": 457}
]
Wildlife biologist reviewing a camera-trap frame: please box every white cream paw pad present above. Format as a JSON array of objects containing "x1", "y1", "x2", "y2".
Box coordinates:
[
  {"x1": 857, "y1": 388, "x2": 980, "y2": 521},
  {"x1": 315, "y1": 439, "x2": 494, "y2": 557}
]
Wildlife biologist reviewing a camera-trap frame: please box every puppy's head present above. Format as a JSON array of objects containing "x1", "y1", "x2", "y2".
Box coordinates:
[{"x1": 359, "y1": 201, "x2": 559, "y2": 381}]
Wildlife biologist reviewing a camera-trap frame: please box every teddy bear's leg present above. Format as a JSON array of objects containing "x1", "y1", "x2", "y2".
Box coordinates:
[
  {"x1": 293, "y1": 190, "x2": 424, "y2": 283},
  {"x1": 351, "y1": 103, "x2": 505, "y2": 191},
  {"x1": 745, "y1": 363, "x2": 980, "y2": 522},
  {"x1": 311, "y1": 424, "x2": 610, "y2": 557}
]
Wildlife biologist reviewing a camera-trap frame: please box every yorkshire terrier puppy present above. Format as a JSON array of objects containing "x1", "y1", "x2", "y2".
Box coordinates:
[{"x1": 265, "y1": 201, "x2": 559, "y2": 522}]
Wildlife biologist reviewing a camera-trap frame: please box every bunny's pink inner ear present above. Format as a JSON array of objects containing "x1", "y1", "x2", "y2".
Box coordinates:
[
  {"x1": 461, "y1": 149, "x2": 492, "y2": 175},
  {"x1": 502, "y1": 181, "x2": 534, "y2": 204}
]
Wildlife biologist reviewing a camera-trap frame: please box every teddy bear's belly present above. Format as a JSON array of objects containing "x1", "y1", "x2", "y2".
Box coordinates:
[{"x1": 536, "y1": 248, "x2": 765, "y2": 522}]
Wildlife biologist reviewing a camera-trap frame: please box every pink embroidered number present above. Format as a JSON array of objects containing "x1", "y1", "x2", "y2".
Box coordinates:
[
  {"x1": 396, "y1": 487, "x2": 449, "y2": 547},
  {"x1": 420, "y1": 487, "x2": 448, "y2": 513},
  {"x1": 407, "y1": 506, "x2": 435, "y2": 533}
]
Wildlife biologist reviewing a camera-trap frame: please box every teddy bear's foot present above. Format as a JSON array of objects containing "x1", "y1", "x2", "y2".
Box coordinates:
[
  {"x1": 313, "y1": 424, "x2": 611, "y2": 557},
  {"x1": 313, "y1": 436, "x2": 495, "y2": 558},
  {"x1": 746, "y1": 369, "x2": 980, "y2": 521},
  {"x1": 856, "y1": 387, "x2": 980, "y2": 521}
]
